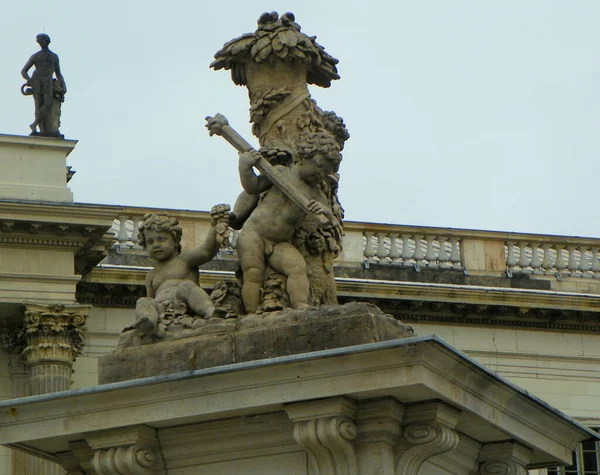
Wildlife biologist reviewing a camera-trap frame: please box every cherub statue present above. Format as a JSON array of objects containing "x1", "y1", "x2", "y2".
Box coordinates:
[
  {"x1": 130, "y1": 206, "x2": 230, "y2": 339},
  {"x1": 236, "y1": 132, "x2": 341, "y2": 313}
]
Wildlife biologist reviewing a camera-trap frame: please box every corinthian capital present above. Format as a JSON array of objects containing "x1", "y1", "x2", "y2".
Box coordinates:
[{"x1": 22, "y1": 302, "x2": 89, "y2": 366}]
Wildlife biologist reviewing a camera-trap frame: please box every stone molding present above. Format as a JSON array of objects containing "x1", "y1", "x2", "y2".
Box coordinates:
[
  {"x1": 475, "y1": 441, "x2": 532, "y2": 475},
  {"x1": 286, "y1": 397, "x2": 358, "y2": 475},
  {"x1": 86, "y1": 425, "x2": 165, "y2": 475},
  {"x1": 395, "y1": 401, "x2": 461, "y2": 475}
]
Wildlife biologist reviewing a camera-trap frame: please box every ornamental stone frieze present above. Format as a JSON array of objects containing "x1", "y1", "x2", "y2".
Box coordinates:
[
  {"x1": 286, "y1": 397, "x2": 358, "y2": 475},
  {"x1": 395, "y1": 401, "x2": 461, "y2": 475}
]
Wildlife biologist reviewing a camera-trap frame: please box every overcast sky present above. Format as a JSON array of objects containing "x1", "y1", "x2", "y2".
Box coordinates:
[{"x1": 1, "y1": 1, "x2": 599, "y2": 238}]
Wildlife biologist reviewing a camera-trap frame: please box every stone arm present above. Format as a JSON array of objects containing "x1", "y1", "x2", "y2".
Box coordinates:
[
  {"x1": 21, "y1": 56, "x2": 35, "y2": 83},
  {"x1": 238, "y1": 151, "x2": 274, "y2": 195},
  {"x1": 180, "y1": 227, "x2": 221, "y2": 269},
  {"x1": 145, "y1": 270, "x2": 156, "y2": 299},
  {"x1": 54, "y1": 57, "x2": 67, "y2": 92}
]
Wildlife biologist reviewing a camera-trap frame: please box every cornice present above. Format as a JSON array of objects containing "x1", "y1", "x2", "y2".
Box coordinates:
[
  {"x1": 344, "y1": 220, "x2": 600, "y2": 246},
  {"x1": 0, "y1": 133, "x2": 77, "y2": 154},
  {"x1": 0, "y1": 200, "x2": 118, "y2": 227}
]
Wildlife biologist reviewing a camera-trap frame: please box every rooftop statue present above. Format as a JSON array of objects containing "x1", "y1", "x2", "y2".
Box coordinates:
[
  {"x1": 208, "y1": 11, "x2": 349, "y2": 313},
  {"x1": 21, "y1": 33, "x2": 66, "y2": 138},
  {"x1": 117, "y1": 207, "x2": 231, "y2": 348}
]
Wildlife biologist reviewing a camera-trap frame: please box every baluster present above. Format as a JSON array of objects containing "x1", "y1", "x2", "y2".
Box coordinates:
[
  {"x1": 437, "y1": 237, "x2": 450, "y2": 268},
  {"x1": 579, "y1": 246, "x2": 590, "y2": 277},
  {"x1": 518, "y1": 242, "x2": 531, "y2": 273},
  {"x1": 130, "y1": 218, "x2": 141, "y2": 247},
  {"x1": 376, "y1": 232, "x2": 388, "y2": 263},
  {"x1": 412, "y1": 235, "x2": 425, "y2": 263},
  {"x1": 116, "y1": 216, "x2": 129, "y2": 244},
  {"x1": 541, "y1": 244, "x2": 553, "y2": 274},
  {"x1": 389, "y1": 233, "x2": 401, "y2": 265},
  {"x1": 566, "y1": 246, "x2": 578, "y2": 275},
  {"x1": 530, "y1": 243, "x2": 542, "y2": 274},
  {"x1": 591, "y1": 248, "x2": 600, "y2": 278},
  {"x1": 506, "y1": 242, "x2": 518, "y2": 274},
  {"x1": 400, "y1": 234, "x2": 413, "y2": 267},
  {"x1": 363, "y1": 232, "x2": 375, "y2": 263},
  {"x1": 554, "y1": 245, "x2": 567, "y2": 273},
  {"x1": 424, "y1": 236, "x2": 437, "y2": 267},
  {"x1": 449, "y1": 238, "x2": 461, "y2": 270}
]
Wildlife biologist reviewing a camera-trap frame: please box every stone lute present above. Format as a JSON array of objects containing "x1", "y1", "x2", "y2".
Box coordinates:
[{"x1": 205, "y1": 114, "x2": 331, "y2": 227}]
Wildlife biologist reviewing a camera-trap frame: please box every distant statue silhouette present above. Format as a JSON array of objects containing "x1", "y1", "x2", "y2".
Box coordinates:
[{"x1": 21, "y1": 34, "x2": 66, "y2": 138}]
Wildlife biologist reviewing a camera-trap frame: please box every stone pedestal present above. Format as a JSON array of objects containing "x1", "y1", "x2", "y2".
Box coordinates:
[
  {"x1": 99, "y1": 302, "x2": 414, "y2": 383},
  {"x1": 0, "y1": 134, "x2": 76, "y2": 202}
]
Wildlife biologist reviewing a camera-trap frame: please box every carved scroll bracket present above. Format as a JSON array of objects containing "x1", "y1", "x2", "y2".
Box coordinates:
[
  {"x1": 395, "y1": 401, "x2": 461, "y2": 475},
  {"x1": 476, "y1": 441, "x2": 533, "y2": 475},
  {"x1": 85, "y1": 425, "x2": 165, "y2": 475},
  {"x1": 285, "y1": 397, "x2": 358, "y2": 475}
]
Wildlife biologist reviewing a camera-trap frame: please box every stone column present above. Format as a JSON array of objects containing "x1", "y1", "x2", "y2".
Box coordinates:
[
  {"x1": 285, "y1": 397, "x2": 358, "y2": 475},
  {"x1": 475, "y1": 441, "x2": 533, "y2": 475},
  {"x1": 395, "y1": 401, "x2": 461, "y2": 475},
  {"x1": 4, "y1": 303, "x2": 89, "y2": 474},
  {"x1": 21, "y1": 303, "x2": 89, "y2": 395}
]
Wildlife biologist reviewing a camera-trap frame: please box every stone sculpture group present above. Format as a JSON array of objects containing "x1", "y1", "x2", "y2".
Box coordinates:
[
  {"x1": 113, "y1": 11, "x2": 354, "y2": 347},
  {"x1": 108, "y1": 12, "x2": 407, "y2": 348}
]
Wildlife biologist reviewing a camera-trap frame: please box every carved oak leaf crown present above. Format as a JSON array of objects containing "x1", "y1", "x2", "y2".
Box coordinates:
[{"x1": 210, "y1": 11, "x2": 340, "y2": 87}]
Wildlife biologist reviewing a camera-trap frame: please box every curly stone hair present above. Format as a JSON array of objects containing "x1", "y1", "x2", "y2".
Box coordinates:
[
  {"x1": 322, "y1": 111, "x2": 350, "y2": 151},
  {"x1": 137, "y1": 212, "x2": 183, "y2": 253},
  {"x1": 296, "y1": 131, "x2": 341, "y2": 169}
]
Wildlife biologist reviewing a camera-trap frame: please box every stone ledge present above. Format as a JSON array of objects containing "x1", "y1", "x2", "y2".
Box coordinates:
[{"x1": 98, "y1": 302, "x2": 414, "y2": 383}]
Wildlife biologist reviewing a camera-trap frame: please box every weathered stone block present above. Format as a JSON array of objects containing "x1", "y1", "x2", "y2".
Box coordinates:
[{"x1": 98, "y1": 302, "x2": 413, "y2": 383}]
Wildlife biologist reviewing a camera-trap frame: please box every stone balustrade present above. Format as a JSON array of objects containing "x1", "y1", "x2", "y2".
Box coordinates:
[
  {"x1": 506, "y1": 241, "x2": 600, "y2": 279},
  {"x1": 108, "y1": 208, "x2": 600, "y2": 282}
]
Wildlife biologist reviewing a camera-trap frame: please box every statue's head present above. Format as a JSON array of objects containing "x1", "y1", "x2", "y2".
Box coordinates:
[
  {"x1": 297, "y1": 131, "x2": 341, "y2": 169},
  {"x1": 137, "y1": 212, "x2": 183, "y2": 254},
  {"x1": 322, "y1": 111, "x2": 350, "y2": 151},
  {"x1": 36, "y1": 34, "x2": 51, "y2": 47}
]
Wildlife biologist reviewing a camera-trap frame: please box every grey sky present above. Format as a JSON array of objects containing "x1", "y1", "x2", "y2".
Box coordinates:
[{"x1": 1, "y1": 1, "x2": 599, "y2": 238}]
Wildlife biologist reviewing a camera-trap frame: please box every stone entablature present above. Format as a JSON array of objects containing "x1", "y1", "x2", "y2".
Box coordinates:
[
  {"x1": 0, "y1": 201, "x2": 116, "y2": 305},
  {"x1": 0, "y1": 338, "x2": 595, "y2": 473}
]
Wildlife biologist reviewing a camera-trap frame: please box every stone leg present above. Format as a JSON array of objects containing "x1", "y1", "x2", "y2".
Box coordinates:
[{"x1": 134, "y1": 297, "x2": 160, "y2": 336}]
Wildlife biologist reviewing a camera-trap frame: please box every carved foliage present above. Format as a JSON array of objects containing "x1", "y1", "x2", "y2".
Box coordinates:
[
  {"x1": 211, "y1": 11, "x2": 339, "y2": 88},
  {"x1": 22, "y1": 303, "x2": 87, "y2": 366},
  {"x1": 395, "y1": 423, "x2": 459, "y2": 475},
  {"x1": 293, "y1": 416, "x2": 358, "y2": 475}
]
